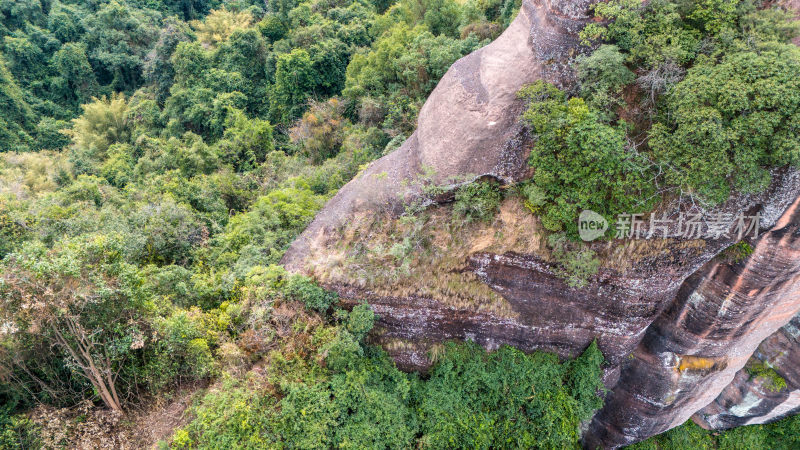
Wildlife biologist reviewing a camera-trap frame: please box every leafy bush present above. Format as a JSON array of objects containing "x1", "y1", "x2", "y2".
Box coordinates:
[
  {"x1": 631, "y1": 414, "x2": 800, "y2": 450},
  {"x1": 417, "y1": 340, "x2": 605, "y2": 449},
  {"x1": 576, "y1": 0, "x2": 800, "y2": 210},
  {"x1": 283, "y1": 275, "x2": 339, "y2": 313},
  {"x1": 67, "y1": 94, "x2": 132, "y2": 175},
  {"x1": 519, "y1": 81, "x2": 654, "y2": 235},
  {"x1": 575, "y1": 44, "x2": 635, "y2": 116},
  {"x1": 452, "y1": 180, "x2": 503, "y2": 223},
  {"x1": 649, "y1": 45, "x2": 800, "y2": 204},
  {"x1": 747, "y1": 361, "x2": 787, "y2": 393},
  {"x1": 0, "y1": 411, "x2": 40, "y2": 450},
  {"x1": 289, "y1": 98, "x2": 349, "y2": 163},
  {"x1": 346, "y1": 303, "x2": 375, "y2": 341},
  {"x1": 548, "y1": 234, "x2": 601, "y2": 288},
  {"x1": 720, "y1": 241, "x2": 754, "y2": 264}
]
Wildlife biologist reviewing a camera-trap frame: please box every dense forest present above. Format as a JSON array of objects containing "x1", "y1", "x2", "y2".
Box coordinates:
[{"x1": 0, "y1": 0, "x2": 799, "y2": 447}]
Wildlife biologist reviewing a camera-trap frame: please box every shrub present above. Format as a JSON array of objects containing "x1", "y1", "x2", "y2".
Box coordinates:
[
  {"x1": 0, "y1": 412, "x2": 40, "y2": 449},
  {"x1": 747, "y1": 361, "x2": 787, "y2": 393},
  {"x1": 453, "y1": 180, "x2": 503, "y2": 223},
  {"x1": 416, "y1": 340, "x2": 605, "y2": 449},
  {"x1": 216, "y1": 109, "x2": 274, "y2": 172},
  {"x1": 289, "y1": 98, "x2": 350, "y2": 163},
  {"x1": 720, "y1": 241, "x2": 754, "y2": 264},
  {"x1": 548, "y1": 234, "x2": 601, "y2": 288},
  {"x1": 518, "y1": 81, "x2": 655, "y2": 236},
  {"x1": 191, "y1": 9, "x2": 254, "y2": 47},
  {"x1": 575, "y1": 44, "x2": 635, "y2": 115},
  {"x1": 283, "y1": 275, "x2": 339, "y2": 313},
  {"x1": 649, "y1": 45, "x2": 800, "y2": 204},
  {"x1": 346, "y1": 304, "x2": 375, "y2": 341},
  {"x1": 67, "y1": 94, "x2": 132, "y2": 176},
  {"x1": 205, "y1": 187, "x2": 325, "y2": 277}
]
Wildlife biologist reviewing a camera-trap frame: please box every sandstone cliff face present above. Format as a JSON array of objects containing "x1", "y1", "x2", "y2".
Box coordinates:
[
  {"x1": 585, "y1": 194, "x2": 800, "y2": 447},
  {"x1": 282, "y1": 0, "x2": 592, "y2": 270},
  {"x1": 697, "y1": 313, "x2": 800, "y2": 429},
  {"x1": 283, "y1": 0, "x2": 800, "y2": 447}
]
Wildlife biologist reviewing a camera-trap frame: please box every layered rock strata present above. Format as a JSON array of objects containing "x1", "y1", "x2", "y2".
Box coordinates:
[
  {"x1": 283, "y1": 0, "x2": 800, "y2": 447},
  {"x1": 585, "y1": 195, "x2": 800, "y2": 447},
  {"x1": 695, "y1": 314, "x2": 800, "y2": 430}
]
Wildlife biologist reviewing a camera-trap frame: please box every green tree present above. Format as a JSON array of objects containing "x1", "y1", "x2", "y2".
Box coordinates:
[
  {"x1": 216, "y1": 108, "x2": 275, "y2": 171},
  {"x1": 50, "y1": 42, "x2": 99, "y2": 110},
  {"x1": 81, "y1": 0, "x2": 160, "y2": 91},
  {"x1": 0, "y1": 235, "x2": 149, "y2": 412},
  {"x1": 143, "y1": 17, "x2": 194, "y2": 104},
  {"x1": 271, "y1": 48, "x2": 316, "y2": 124},
  {"x1": 575, "y1": 44, "x2": 635, "y2": 117},
  {"x1": 0, "y1": 55, "x2": 36, "y2": 152},
  {"x1": 649, "y1": 44, "x2": 800, "y2": 204},
  {"x1": 519, "y1": 81, "x2": 654, "y2": 235},
  {"x1": 417, "y1": 340, "x2": 605, "y2": 448},
  {"x1": 66, "y1": 94, "x2": 132, "y2": 175}
]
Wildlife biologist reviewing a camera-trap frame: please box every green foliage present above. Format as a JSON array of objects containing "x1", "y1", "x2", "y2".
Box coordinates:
[
  {"x1": 452, "y1": 179, "x2": 503, "y2": 223},
  {"x1": 50, "y1": 42, "x2": 99, "y2": 111},
  {"x1": 649, "y1": 45, "x2": 800, "y2": 204},
  {"x1": 144, "y1": 17, "x2": 194, "y2": 103},
  {"x1": 67, "y1": 94, "x2": 132, "y2": 175},
  {"x1": 628, "y1": 420, "x2": 716, "y2": 450},
  {"x1": 216, "y1": 108, "x2": 275, "y2": 171},
  {"x1": 174, "y1": 317, "x2": 604, "y2": 450},
  {"x1": 126, "y1": 195, "x2": 206, "y2": 265},
  {"x1": 206, "y1": 187, "x2": 325, "y2": 276},
  {"x1": 177, "y1": 377, "x2": 278, "y2": 449},
  {"x1": 148, "y1": 308, "x2": 221, "y2": 391},
  {"x1": 0, "y1": 55, "x2": 36, "y2": 152},
  {"x1": 575, "y1": 44, "x2": 635, "y2": 116},
  {"x1": 720, "y1": 241, "x2": 754, "y2": 263},
  {"x1": 0, "y1": 411, "x2": 40, "y2": 450},
  {"x1": 747, "y1": 361, "x2": 787, "y2": 393},
  {"x1": 417, "y1": 340, "x2": 605, "y2": 448},
  {"x1": 519, "y1": 81, "x2": 654, "y2": 235},
  {"x1": 0, "y1": 0, "x2": 526, "y2": 442},
  {"x1": 271, "y1": 48, "x2": 316, "y2": 124},
  {"x1": 81, "y1": 0, "x2": 160, "y2": 91},
  {"x1": 0, "y1": 234, "x2": 151, "y2": 409},
  {"x1": 284, "y1": 274, "x2": 339, "y2": 313},
  {"x1": 547, "y1": 234, "x2": 601, "y2": 288},
  {"x1": 346, "y1": 303, "x2": 375, "y2": 341},
  {"x1": 289, "y1": 98, "x2": 349, "y2": 163},
  {"x1": 630, "y1": 415, "x2": 800, "y2": 450},
  {"x1": 570, "y1": 0, "x2": 800, "y2": 213},
  {"x1": 580, "y1": 0, "x2": 702, "y2": 68},
  {"x1": 344, "y1": 23, "x2": 483, "y2": 134}
]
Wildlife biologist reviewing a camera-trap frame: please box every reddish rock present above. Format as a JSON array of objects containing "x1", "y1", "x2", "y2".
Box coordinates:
[
  {"x1": 695, "y1": 314, "x2": 800, "y2": 429},
  {"x1": 585, "y1": 195, "x2": 800, "y2": 447},
  {"x1": 282, "y1": 0, "x2": 800, "y2": 447}
]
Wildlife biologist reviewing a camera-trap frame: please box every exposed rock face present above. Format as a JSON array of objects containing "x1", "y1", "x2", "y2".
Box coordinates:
[
  {"x1": 696, "y1": 314, "x2": 800, "y2": 429},
  {"x1": 283, "y1": 0, "x2": 800, "y2": 447},
  {"x1": 585, "y1": 194, "x2": 800, "y2": 447},
  {"x1": 282, "y1": 0, "x2": 596, "y2": 271}
]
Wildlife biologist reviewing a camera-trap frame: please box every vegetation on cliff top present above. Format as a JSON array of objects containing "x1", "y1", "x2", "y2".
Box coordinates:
[
  {"x1": 1, "y1": 0, "x2": 799, "y2": 446},
  {"x1": 521, "y1": 0, "x2": 800, "y2": 235}
]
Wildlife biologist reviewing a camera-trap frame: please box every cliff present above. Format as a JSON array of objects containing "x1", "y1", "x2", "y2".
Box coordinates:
[{"x1": 282, "y1": 0, "x2": 800, "y2": 446}]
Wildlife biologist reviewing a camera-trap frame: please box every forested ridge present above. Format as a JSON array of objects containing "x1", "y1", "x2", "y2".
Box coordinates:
[{"x1": 1, "y1": 0, "x2": 799, "y2": 447}]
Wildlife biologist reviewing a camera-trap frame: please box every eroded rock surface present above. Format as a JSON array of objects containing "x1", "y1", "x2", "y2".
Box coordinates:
[
  {"x1": 585, "y1": 194, "x2": 800, "y2": 447},
  {"x1": 695, "y1": 314, "x2": 800, "y2": 429},
  {"x1": 282, "y1": 0, "x2": 800, "y2": 447},
  {"x1": 282, "y1": 0, "x2": 595, "y2": 272}
]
